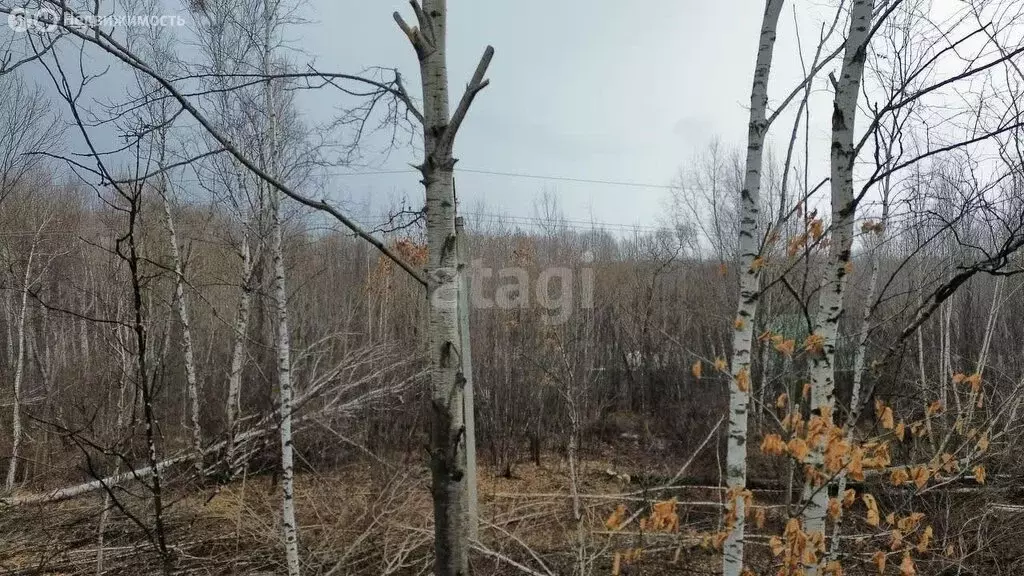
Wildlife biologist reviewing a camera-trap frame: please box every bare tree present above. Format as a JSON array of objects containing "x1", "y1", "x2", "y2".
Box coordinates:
[
  {"x1": 721, "y1": 3, "x2": 785, "y2": 575},
  {"x1": 393, "y1": 2, "x2": 493, "y2": 572}
]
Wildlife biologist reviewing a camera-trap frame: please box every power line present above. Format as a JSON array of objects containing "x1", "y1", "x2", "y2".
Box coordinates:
[
  {"x1": 458, "y1": 211, "x2": 666, "y2": 232},
  {"x1": 327, "y1": 166, "x2": 681, "y2": 191},
  {"x1": 457, "y1": 168, "x2": 677, "y2": 190}
]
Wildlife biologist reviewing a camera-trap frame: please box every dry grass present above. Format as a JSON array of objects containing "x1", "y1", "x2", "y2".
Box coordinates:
[{"x1": 0, "y1": 455, "x2": 732, "y2": 575}]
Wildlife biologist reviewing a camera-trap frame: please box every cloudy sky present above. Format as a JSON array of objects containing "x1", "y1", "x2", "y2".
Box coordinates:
[
  {"x1": 6, "y1": 0, "x2": 840, "y2": 232},
  {"x1": 294, "y1": 0, "x2": 836, "y2": 232}
]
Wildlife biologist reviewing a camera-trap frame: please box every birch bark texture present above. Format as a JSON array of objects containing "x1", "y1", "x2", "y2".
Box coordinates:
[
  {"x1": 802, "y1": 0, "x2": 876, "y2": 562},
  {"x1": 828, "y1": 177, "x2": 890, "y2": 559},
  {"x1": 262, "y1": 0, "x2": 301, "y2": 572},
  {"x1": 157, "y1": 132, "x2": 204, "y2": 479},
  {"x1": 455, "y1": 216, "x2": 479, "y2": 540},
  {"x1": 5, "y1": 225, "x2": 40, "y2": 492},
  {"x1": 394, "y1": 2, "x2": 493, "y2": 573},
  {"x1": 224, "y1": 237, "x2": 254, "y2": 476},
  {"x1": 722, "y1": 2, "x2": 784, "y2": 575}
]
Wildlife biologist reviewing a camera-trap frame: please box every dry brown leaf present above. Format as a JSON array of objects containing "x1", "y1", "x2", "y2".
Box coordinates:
[
  {"x1": 973, "y1": 465, "x2": 986, "y2": 484},
  {"x1": 900, "y1": 553, "x2": 916, "y2": 576},
  {"x1": 863, "y1": 493, "x2": 880, "y2": 527},
  {"x1": 872, "y1": 550, "x2": 887, "y2": 574}
]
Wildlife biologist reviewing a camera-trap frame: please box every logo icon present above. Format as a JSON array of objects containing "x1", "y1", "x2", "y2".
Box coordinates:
[{"x1": 7, "y1": 6, "x2": 60, "y2": 33}]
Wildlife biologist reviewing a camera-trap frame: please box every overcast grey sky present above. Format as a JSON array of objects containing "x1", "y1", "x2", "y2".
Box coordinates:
[
  {"x1": 5, "y1": 0, "x2": 839, "y2": 231},
  {"x1": 293, "y1": 0, "x2": 835, "y2": 231}
]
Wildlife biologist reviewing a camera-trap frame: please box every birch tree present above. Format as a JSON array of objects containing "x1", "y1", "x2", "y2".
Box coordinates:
[
  {"x1": 721, "y1": 2, "x2": 784, "y2": 574},
  {"x1": 800, "y1": 2, "x2": 876, "y2": 555},
  {"x1": 259, "y1": 0, "x2": 300, "y2": 571},
  {"x1": 148, "y1": 96, "x2": 205, "y2": 482},
  {"x1": 188, "y1": 0, "x2": 264, "y2": 478},
  {"x1": 4, "y1": 212, "x2": 50, "y2": 492},
  {"x1": 393, "y1": 1, "x2": 493, "y2": 572}
]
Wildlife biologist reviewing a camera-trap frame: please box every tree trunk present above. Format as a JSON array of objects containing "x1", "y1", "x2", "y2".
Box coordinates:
[
  {"x1": 456, "y1": 217, "x2": 479, "y2": 540},
  {"x1": 225, "y1": 237, "x2": 254, "y2": 476},
  {"x1": 5, "y1": 242, "x2": 35, "y2": 492},
  {"x1": 263, "y1": 0, "x2": 300, "y2": 572},
  {"x1": 160, "y1": 174, "x2": 204, "y2": 479},
  {"x1": 397, "y1": 2, "x2": 493, "y2": 573},
  {"x1": 829, "y1": 176, "x2": 891, "y2": 560},
  {"x1": 802, "y1": 0, "x2": 875, "y2": 569},
  {"x1": 722, "y1": 2, "x2": 784, "y2": 575}
]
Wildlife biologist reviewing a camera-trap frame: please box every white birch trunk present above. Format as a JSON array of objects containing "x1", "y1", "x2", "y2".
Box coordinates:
[
  {"x1": 3, "y1": 288, "x2": 13, "y2": 368},
  {"x1": 802, "y1": 0, "x2": 875, "y2": 568},
  {"x1": 225, "y1": 237, "x2": 254, "y2": 476},
  {"x1": 271, "y1": 183, "x2": 300, "y2": 576},
  {"x1": 263, "y1": 0, "x2": 300, "y2": 572},
  {"x1": 212, "y1": 34, "x2": 257, "y2": 477},
  {"x1": 722, "y1": 2, "x2": 784, "y2": 574},
  {"x1": 567, "y1": 405, "x2": 582, "y2": 521},
  {"x1": 160, "y1": 182, "x2": 204, "y2": 477},
  {"x1": 397, "y1": 3, "x2": 492, "y2": 572},
  {"x1": 5, "y1": 243, "x2": 35, "y2": 492},
  {"x1": 828, "y1": 179, "x2": 890, "y2": 559},
  {"x1": 455, "y1": 217, "x2": 479, "y2": 540}
]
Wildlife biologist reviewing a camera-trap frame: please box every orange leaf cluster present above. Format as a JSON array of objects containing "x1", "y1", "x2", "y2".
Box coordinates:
[
  {"x1": 394, "y1": 239, "x2": 427, "y2": 265},
  {"x1": 736, "y1": 367, "x2": 750, "y2": 392},
  {"x1": 761, "y1": 434, "x2": 787, "y2": 456},
  {"x1": 936, "y1": 453, "x2": 958, "y2": 474},
  {"x1": 910, "y1": 465, "x2": 930, "y2": 489},
  {"x1": 605, "y1": 504, "x2": 627, "y2": 530},
  {"x1": 842, "y1": 488, "x2": 857, "y2": 507},
  {"x1": 917, "y1": 525, "x2": 933, "y2": 553},
  {"x1": 974, "y1": 465, "x2": 987, "y2": 484},
  {"x1": 900, "y1": 553, "x2": 917, "y2": 576},
  {"x1": 772, "y1": 334, "x2": 796, "y2": 357},
  {"x1": 788, "y1": 233, "x2": 808, "y2": 257},
  {"x1": 644, "y1": 499, "x2": 679, "y2": 533},
  {"x1": 701, "y1": 531, "x2": 730, "y2": 551},
  {"x1": 954, "y1": 372, "x2": 983, "y2": 393},
  {"x1": 804, "y1": 334, "x2": 826, "y2": 355},
  {"x1": 776, "y1": 392, "x2": 789, "y2": 410},
  {"x1": 723, "y1": 487, "x2": 754, "y2": 532},
  {"x1": 809, "y1": 218, "x2": 825, "y2": 240},
  {"x1": 824, "y1": 560, "x2": 844, "y2": 576},
  {"x1": 862, "y1": 493, "x2": 880, "y2": 527},
  {"x1": 782, "y1": 411, "x2": 805, "y2": 435},
  {"x1": 977, "y1": 432, "x2": 990, "y2": 453},
  {"x1": 827, "y1": 498, "x2": 842, "y2": 522},
  {"x1": 769, "y1": 517, "x2": 826, "y2": 576},
  {"x1": 788, "y1": 437, "x2": 811, "y2": 462},
  {"x1": 861, "y1": 441, "x2": 893, "y2": 470},
  {"x1": 872, "y1": 550, "x2": 887, "y2": 574}
]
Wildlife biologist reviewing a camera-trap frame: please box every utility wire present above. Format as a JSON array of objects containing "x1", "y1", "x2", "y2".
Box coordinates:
[{"x1": 327, "y1": 166, "x2": 684, "y2": 191}]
